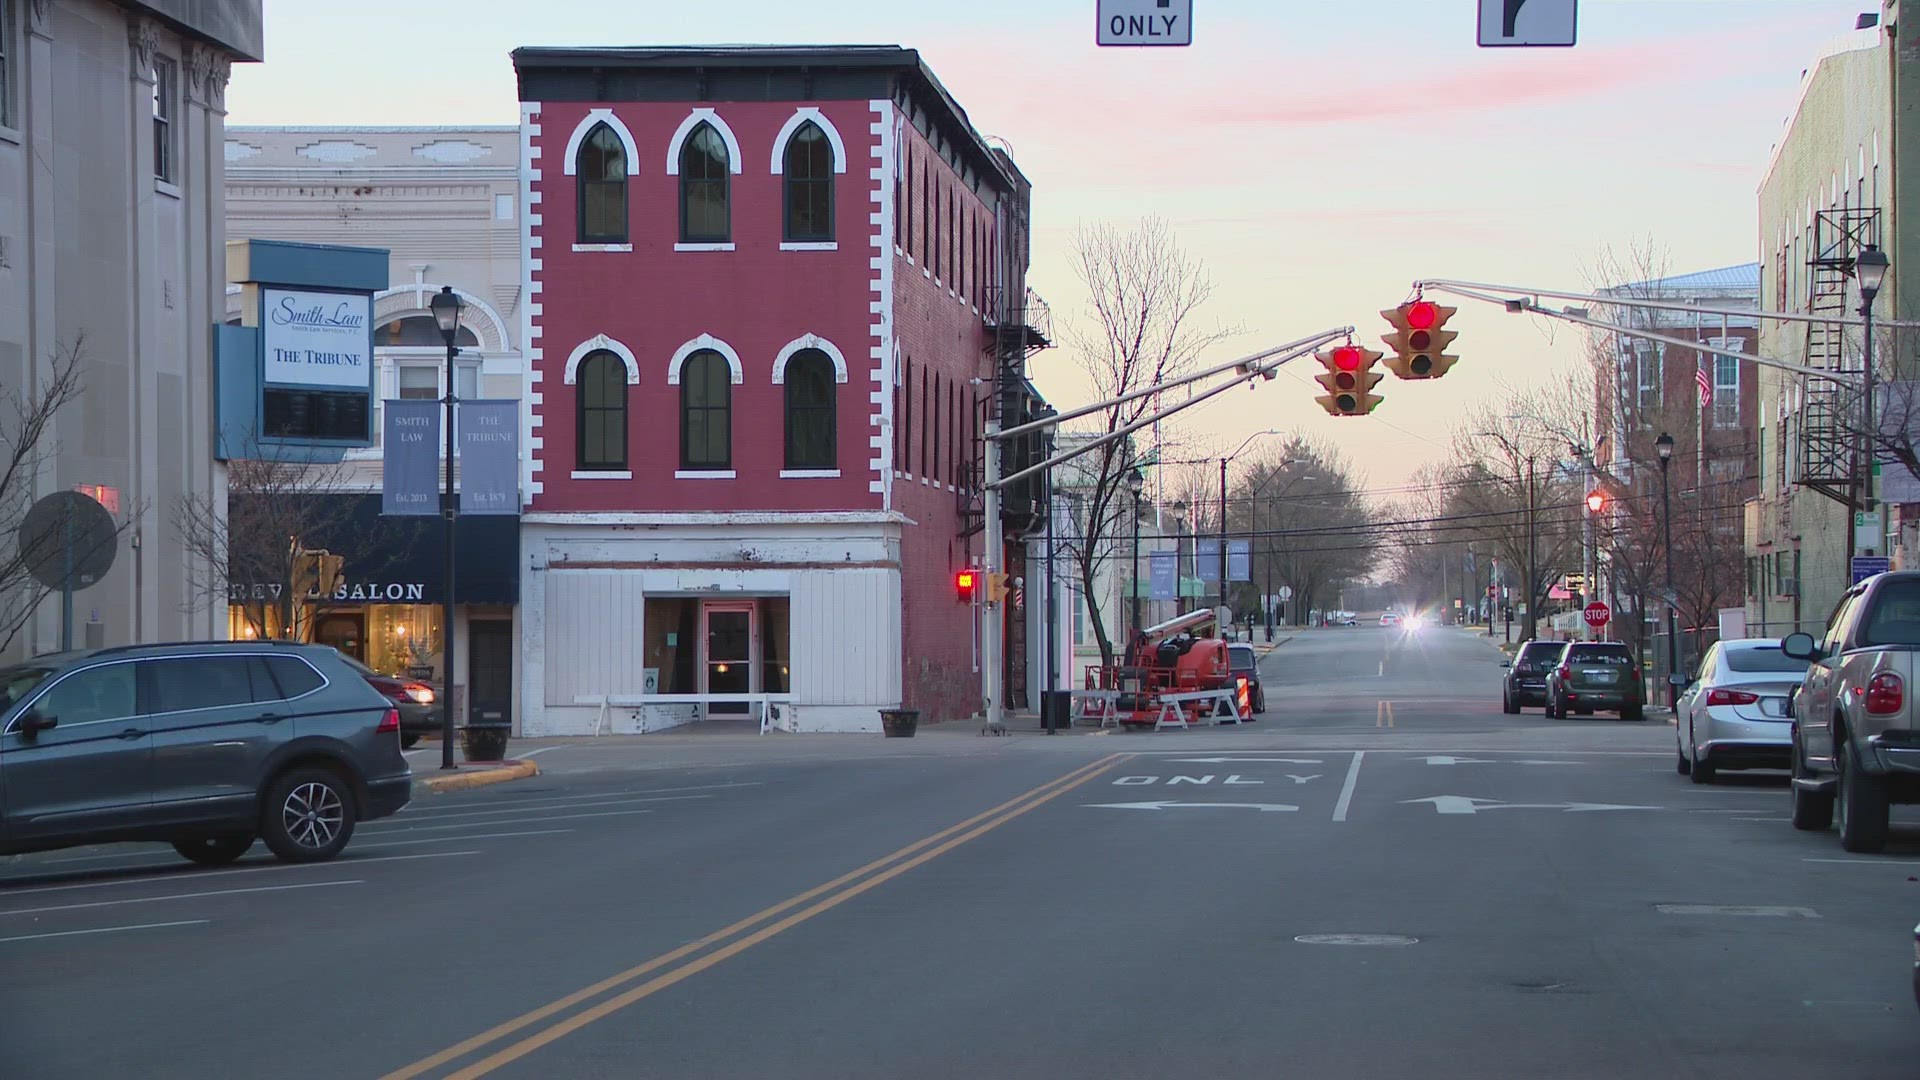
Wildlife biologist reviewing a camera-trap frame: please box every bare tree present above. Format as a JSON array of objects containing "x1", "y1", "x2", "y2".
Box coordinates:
[
  {"x1": 174, "y1": 447, "x2": 407, "y2": 643},
  {"x1": 1056, "y1": 218, "x2": 1233, "y2": 666},
  {"x1": 0, "y1": 338, "x2": 131, "y2": 654}
]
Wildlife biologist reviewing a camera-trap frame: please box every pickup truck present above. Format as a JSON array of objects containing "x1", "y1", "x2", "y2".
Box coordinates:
[{"x1": 1781, "y1": 571, "x2": 1920, "y2": 852}]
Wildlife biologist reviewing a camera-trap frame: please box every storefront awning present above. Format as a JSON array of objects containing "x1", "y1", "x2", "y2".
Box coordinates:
[{"x1": 230, "y1": 494, "x2": 519, "y2": 605}]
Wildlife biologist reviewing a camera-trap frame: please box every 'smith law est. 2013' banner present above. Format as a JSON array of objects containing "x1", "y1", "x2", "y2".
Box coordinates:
[{"x1": 382, "y1": 399, "x2": 519, "y2": 516}]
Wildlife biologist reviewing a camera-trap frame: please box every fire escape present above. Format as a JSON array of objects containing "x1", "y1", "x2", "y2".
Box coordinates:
[
  {"x1": 958, "y1": 285, "x2": 1052, "y2": 539},
  {"x1": 1797, "y1": 206, "x2": 1879, "y2": 507}
]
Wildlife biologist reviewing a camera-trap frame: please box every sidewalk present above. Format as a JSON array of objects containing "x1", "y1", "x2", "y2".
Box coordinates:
[{"x1": 404, "y1": 738, "x2": 542, "y2": 794}]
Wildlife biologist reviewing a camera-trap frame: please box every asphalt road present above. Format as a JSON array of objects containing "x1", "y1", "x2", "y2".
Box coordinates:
[{"x1": 3, "y1": 625, "x2": 1917, "y2": 1078}]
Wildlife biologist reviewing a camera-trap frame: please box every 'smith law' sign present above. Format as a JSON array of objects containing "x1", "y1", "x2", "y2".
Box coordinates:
[{"x1": 1097, "y1": 0, "x2": 1192, "y2": 46}]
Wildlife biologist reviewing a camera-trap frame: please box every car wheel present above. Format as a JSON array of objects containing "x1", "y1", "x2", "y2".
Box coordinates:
[
  {"x1": 1836, "y1": 738, "x2": 1890, "y2": 853},
  {"x1": 1622, "y1": 705, "x2": 1644, "y2": 722},
  {"x1": 1676, "y1": 725, "x2": 1692, "y2": 774},
  {"x1": 1545, "y1": 692, "x2": 1561, "y2": 719},
  {"x1": 171, "y1": 833, "x2": 254, "y2": 866},
  {"x1": 1789, "y1": 742, "x2": 1834, "y2": 831},
  {"x1": 1502, "y1": 691, "x2": 1518, "y2": 715},
  {"x1": 261, "y1": 768, "x2": 358, "y2": 863},
  {"x1": 1253, "y1": 688, "x2": 1266, "y2": 715},
  {"x1": 1690, "y1": 751, "x2": 1717, "y2": 784},
  {"x1": 400, "y1": 733, "x2": 421, "y2": 749}
]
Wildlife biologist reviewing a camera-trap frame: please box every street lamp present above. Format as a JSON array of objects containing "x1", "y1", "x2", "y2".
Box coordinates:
[
  {"x1": 1219, "y1": 430, "x2": 1281, "y2": 618},
  {"x1": 1170, "y1": 498, "x2": 1187, "y2": 623},
  {"x1": 428, "y1": 285, "x2": 463, "y2": 771},
  {"x1": 1855, "y1": 244, "x2": 1891, "y2": 555},
  {"x1": 1127, "y1": 467, "x2": 1145, "y2": 641},
  {"x1": 1655, "y1": 431, "x2": 1678, "y2": 710}
]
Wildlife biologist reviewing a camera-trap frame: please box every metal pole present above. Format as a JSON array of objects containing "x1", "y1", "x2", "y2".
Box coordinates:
[
  {"x1": 983, "y1": 419, "x2": 1004, "y2": 734},
  {"x1": 1524, "y1": 456, "x2": 1537, "y2": 644},
  {"x1": 1044, "y1": 460, "x2": 1057, "y2": 733},
  {"x1": 1583, "y1": 458, "x2": 1596, "y2": 640},
  {"x1": 1217, "y1": 457, "x2": 1228, "y2": 618},
  {"x1": 1660, "y1": 454, "x2": 1678, "y2": 710},
  {"x1": 1862, "y1": 296, "x2": 1878, "y2": 553},
  {"x1": 1130, "y1": 489, "x2": 1142, "y2": 639},
  {"x1": 440, "y1": 337, "x2": 460, "y2": 770}
]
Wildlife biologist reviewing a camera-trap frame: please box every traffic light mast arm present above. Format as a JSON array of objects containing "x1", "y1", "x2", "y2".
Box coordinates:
[
  {"x1": 1416, "y1": 277, "x2": 1920, "y2": 331},
  {"x1": 991, "y1": 328, "x2": 1351, "y2": 492},
  {"x1": 1413, "y1": 280, "x2": 1860, "y2": 386}
]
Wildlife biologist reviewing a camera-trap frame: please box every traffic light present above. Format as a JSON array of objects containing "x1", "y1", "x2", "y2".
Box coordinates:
[
  {"x1": 1585, "y1": 489, "x2": 1609, "y2": 515},
  {"x1": 986, "y1": 572, "x2": 1012, "y2": 605},
  {"x1": 956, "y1": 569, "x2": 979, "y2": 605},
  {"x1": 1312, "y1": 345, "x2": 1384, "y2": 417},
  {"x1": 1381, "y1": 300, "x2": 1460, "y2": 380}
]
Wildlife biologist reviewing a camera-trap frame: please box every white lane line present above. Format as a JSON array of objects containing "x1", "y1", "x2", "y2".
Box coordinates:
[
  {"x1": 354, "y1": 829, "x2": 572, "y2": 851},
  {"x1": 399, "y1": 784, "x2": 753, "y2": 818},
  {"x1": 1333, "y1": 751, "x2": 1365, "y2": 822},
  {"x1": 512, "y1": 745, "x2": 569, "y2": 759},
  {"x1": 1734, "y1": 817, "x2": 1791, "y2": 822},
  {"x1": 369, "y1": 794, "x2": 709, "y2": 828},
  {"x1": 364, "y1": 809, "x2": 656, "y2": 834},
  {"x1": 1655, "y1": 904, "x2": 1819, "y2": 918},
  {"x1": 0, "y1": 919, "x2": 210, "y2": 945},
  {"x1": 1804, "y1": 858, "x2": 1920, "y2": 866},
  {"x1": 0, "y1": 879, "x2": 363, "y2": 918},
  {"x1": 0, "y1": 850, "x2": 477, "y2": 897}
]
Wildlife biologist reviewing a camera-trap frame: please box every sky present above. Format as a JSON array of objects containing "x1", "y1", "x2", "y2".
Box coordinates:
[{"x1": 228, "y1": 0, "x2": 1869, "y2": 493}]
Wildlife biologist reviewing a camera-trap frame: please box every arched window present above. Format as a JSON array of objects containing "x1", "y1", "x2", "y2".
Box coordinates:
[
  {"x1": 784, "y1": 349, "x2": 836, "y2": 470},
  {"x1": 376, "y1": 316, "x2": 478, "y2": 347},
  {"x1": 680, "y1": 350, "x2": 731, "y2": 469},
  {"x1": 577, "y1": 122, "x2": 628, "y2": 244},
  {"x1": 576, "y1": 350, "x2": 628, "y2": 471},
  {"x1": 679, "y1": 122, "x2": 730, "y2": 243},
  {"x1": 783, "y1": 121, "x2": 833, "y2": 242}
]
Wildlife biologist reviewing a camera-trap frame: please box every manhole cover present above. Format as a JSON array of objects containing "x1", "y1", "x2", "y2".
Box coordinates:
[{"x1": 1293, "y1": 934, "x2": 1418, "y2": 946}]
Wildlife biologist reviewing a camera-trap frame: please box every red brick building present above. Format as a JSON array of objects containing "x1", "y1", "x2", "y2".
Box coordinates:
[{"x1": 511, "y1": 46, "x2": 1040, "y2": 733}]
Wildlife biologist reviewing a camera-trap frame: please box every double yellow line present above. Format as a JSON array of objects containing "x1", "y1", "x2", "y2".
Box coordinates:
[
  {"x1": 1376, "y1": 700, "x2": 1396, "y2": 727},
  {"x1": 384, "y1": 751, "x2": 1131, "y2": 1080}
]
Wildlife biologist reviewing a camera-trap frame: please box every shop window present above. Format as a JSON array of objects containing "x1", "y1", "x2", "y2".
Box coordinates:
[
  {"x1": 576, "y1": 350, "x2": 628, "y2": 470},
  {"x1": 398, "y1": 366, "x2": 439, "y2": 400},
  {"x1": 783, "y1": 121, "x2": 833, "y2": 242},
  {"x1": 679, "y1": 122, "x2": 731, "y2": 243},
  {"x1": 577, "y1": 122, "x2": 628, "y2": 244},
  {"x1": 762, "y1": 597, "x2": 790, "y2": 694},
  {"x1": 783, "y1": 349, "x2": 836, "y2": 470},
  {"x1": 680, "y1": 350, "x2": 731, "y2": 469},
  {"x1": 644, "y1": 599, "x2": 701, "y2": 694}
]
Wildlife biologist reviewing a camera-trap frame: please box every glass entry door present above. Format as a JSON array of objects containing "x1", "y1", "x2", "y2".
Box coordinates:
[{"x1": 702, "y1": 602, "x2": 755, "y2": 716}]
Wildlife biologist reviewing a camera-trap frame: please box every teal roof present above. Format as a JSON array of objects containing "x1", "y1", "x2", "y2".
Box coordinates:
[{"x1": 1615, "y1": 263, "x2": 1760, "y2": 293}]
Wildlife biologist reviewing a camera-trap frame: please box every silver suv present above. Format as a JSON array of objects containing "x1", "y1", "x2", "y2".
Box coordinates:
[
  {"x1": 1782, "y1": 571, "x2": 1920, "y2": 852},
  {"x1": 0, "y1": 641, "x2": 411, "y2": 865}
]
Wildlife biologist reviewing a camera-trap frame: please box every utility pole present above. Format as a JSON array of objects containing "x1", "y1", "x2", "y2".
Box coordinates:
[
  {"x1": 1524, "y1": 454, "x2": 1538, "y2": 644},
  {"x1": 982, "y1": 417, "x2": 1005, "y2": 734}
]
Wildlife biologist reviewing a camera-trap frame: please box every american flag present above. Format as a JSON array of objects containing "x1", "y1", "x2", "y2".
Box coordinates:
[{"x1": 1695, "y1": 363, "x2": 1712, "y2": 409}]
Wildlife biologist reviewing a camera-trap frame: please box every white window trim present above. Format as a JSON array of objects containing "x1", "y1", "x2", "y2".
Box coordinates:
[
  {"x1": 563, "y1": 334, "x2": 640, "y2": 386},
  {"x1": 0, "y1": 126, "x2": 21, "y2": 148},
  {"x1": 771, "y1": 334, "x2": 850, "y2": 384},
  {"x1": 666, "y1": 333, "x2": 744, "y2": 385},
  {"x1": 674, "y1": 242, "x2": 735, "y2": 252},
  {"x1": 154, "y1": 178, "x2": 182, "y2": 200},
  {"x1": 779, "y1": 241, "x2": 838, "y2": 252},
  {"x1": 768, "y1": 106, "x2": 848, "y2": 174},
  {"x1": 665, "y1": 107, "x2": 743, "y2": 175},
  {"x1": 674, "y1": 470, "x2": 737, "y2": 480},
  {"x1": 780, "y1": 469, "x2": 841, "y2": 479},
  {"x1": 571, "y1": 470, "x2": 633, "y2": 480},
  {"x1": 572, "y1": 243, "x2": 632, "y2": 253},
  {"x1": 561, "y1": 108, "x2": 640, "y2": 177}
]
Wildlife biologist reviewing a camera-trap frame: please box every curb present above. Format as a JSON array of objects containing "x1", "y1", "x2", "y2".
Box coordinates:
[{"x1": 413, "y1": 759, "x2": 539, "y2": 795}]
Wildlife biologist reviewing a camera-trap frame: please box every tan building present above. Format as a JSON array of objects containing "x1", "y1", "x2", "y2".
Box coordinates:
[
  {"x1": 0, "y1": 1, "x2": 261, "y2": 657},
  {"x1": 223, "y1": 126, "x2": 525, "y2": 725}
]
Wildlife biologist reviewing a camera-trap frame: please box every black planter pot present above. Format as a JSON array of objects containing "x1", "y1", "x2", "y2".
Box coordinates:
[
  {"x1": 879, "y1": 708, "x2": 919, "y2": 738},
  {"x1": 461, "y1": 723, "x2": 511, "y2": 762}
]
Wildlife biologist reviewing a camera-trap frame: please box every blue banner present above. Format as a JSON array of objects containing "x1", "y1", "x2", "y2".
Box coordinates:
[
  {"x1": 1195, "y1": 539, "x2": 1220, "y2": 583},
  {"x1": 459, "y1": 400, "x2": 519, "y2": 515},
  {"x1": 1149, "y1": 550, "x2": 1177, "y2": 600},
  {"x1": 381, "y1": 399, "x2": 440, "y2": 516},
  {"x1": 1227, "y1": 540, "x2": 1252, "y2": 582}
]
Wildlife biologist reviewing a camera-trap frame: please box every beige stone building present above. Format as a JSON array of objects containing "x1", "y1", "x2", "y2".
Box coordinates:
[{"x1": 0, "y1": 0, "x2": 261, "y2": 657}]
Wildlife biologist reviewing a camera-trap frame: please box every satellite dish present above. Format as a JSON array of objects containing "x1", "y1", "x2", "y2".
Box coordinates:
[{"x1": 19, "y1": 491, "x2": 117, "y2": 592}]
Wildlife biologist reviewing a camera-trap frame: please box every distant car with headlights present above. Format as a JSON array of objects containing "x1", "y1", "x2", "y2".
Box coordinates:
[
  {"x1": 1675, "y1": 638, "x2": 1808, "y2": 783},
  {"x1": 341, "y1": 655, "x2": 439, "y2": 749}
]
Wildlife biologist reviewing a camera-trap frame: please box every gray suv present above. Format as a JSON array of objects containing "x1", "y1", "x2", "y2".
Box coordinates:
[{"x1": 0, "y1": 641, "x2": 411, "y2": 865}]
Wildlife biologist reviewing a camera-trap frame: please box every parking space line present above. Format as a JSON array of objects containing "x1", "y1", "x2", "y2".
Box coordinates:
[
  {"x1": 0, "y1": 879, "x2": 364, "y2": 918},
  {"x1": 0, "y1": 850, "x2": 477, "y2": 897},
  {"x1": 0, "y1": 919, "x2": 210, "y2": 944},
  {"x1": 369, "y1": 797, "x2": 706, "y2": 831},
  {"x1": 513, "y1": 746, "x2": 569, "y2": 759},
  {"x1": 1804, "y1": 857, "x2": 1920, "y2": 865},
  {"x1": 354, "y1": 830, "x2": 573, "y2": 851},
  {"x1": 396, "y1": 789, "x2": 737, "y2": 821},
  {"x1": 366, "y1": 809, "x2": 658, "y2": 835},
  {"x1": 1333, "y1": 752, "x2": 1365, "y2": 822}
]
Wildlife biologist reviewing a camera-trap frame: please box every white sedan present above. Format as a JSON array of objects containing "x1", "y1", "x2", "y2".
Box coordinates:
[{"x1": 1675, "y1": 638, "x2": 1811, "y2": 784}]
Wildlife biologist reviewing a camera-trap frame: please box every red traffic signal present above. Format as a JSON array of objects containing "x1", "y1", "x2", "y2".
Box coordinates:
[
  {"x1": 1312, "y1": 346, "x2": 1383, "y2": 416},
  {"x1": 1332, "y1": 346, "x2": 1363, "y2": 372},
  {"x1": 1381, "y1": 301, "x2": 1460, "y2": 380},
  {"x1": 956, "y1": 569, "x2": 979, "y2": 604},
  {"x1": 1406, "y1": 301, "x2": 1439, "y2": 330}
]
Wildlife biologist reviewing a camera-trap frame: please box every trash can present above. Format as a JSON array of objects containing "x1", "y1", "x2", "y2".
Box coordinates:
[
  {"x1": 879, "y1": 708, "x2": 919, "y2": 738},
  {"x1": 1042, "y1": 690, "x2": 1074, "y2": 733}
]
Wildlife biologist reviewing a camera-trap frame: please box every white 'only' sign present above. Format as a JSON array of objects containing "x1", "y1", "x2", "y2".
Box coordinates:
[{"x1": 1096, "y1": 0, "x2": 1192, "y2": 46}]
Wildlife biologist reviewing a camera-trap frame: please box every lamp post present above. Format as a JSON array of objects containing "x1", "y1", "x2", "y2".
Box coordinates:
[
  {"x1": 1127, "y1": 467, "x2": 1144, "y2": 640},
  {"x1": 429, "y1": 285, "x2": 462, "y2": 771},
  {"x1": 1218, "y1": 430, "x2": 1280, "y2": 618},
  {"x1": 1656, "y1": 431, "x2": 1678, "y2": 710},
  {"x1": 1855, "y1": 244, "x2": 1890, "y2": 556},
  {"x1": 1170, "y1": 498, "x2": 1187, "y2": 624}
]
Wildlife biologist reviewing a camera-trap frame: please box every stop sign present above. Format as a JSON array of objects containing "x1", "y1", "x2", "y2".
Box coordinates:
[{"x1": 1583, "y1": 601, "x2": 1611, "y2": 629}]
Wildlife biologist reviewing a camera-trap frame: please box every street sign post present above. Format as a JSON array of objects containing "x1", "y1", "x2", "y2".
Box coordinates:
[
  {"x1": 1582, "y1": 601, "x2": 1610, "y2": 630},
  {"x1": 1097, "y1": 0, "x2": 1193, "y2": 46},
  {"x1": 1478, "y1": 0, "x2": 1576, "y2": 47}
]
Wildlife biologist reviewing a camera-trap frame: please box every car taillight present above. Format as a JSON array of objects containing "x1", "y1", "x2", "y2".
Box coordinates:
[
  {"x1": 402, "y1": 684, "x2": 436, "y2": 704},
  {"x1": 1865, "y1": 672, "x2": 1904, "y2": 715},
  {"x1": 376, "y1": 707, "x2": 401, "y2": 734},
  {"x1": 1557, "y1": 665, "x2": 1571, "y2": 682},
  {"x1": 1704, "y1": 688, "x2": 1760, "y2": 707}
]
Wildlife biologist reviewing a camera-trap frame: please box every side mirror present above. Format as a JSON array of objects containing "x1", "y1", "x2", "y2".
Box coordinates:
[
  {"x1": 16, "y1": 711, "x2": 55, "y2": 737},
  {"x1": 1781, "y1": 632, "x2": 1818, "y2": 661},
  {"x1": 1499, "y1": 660, "x2": 1512, "y2": 669}
]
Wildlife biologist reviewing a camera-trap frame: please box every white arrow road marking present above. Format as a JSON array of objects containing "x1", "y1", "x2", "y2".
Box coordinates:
[
  {"x1": 1422, "y1": 756, "x2": 1495, "y2": 765},
  {"x1": 1085, "y1": 802, "x2": 1299, "y2": 812},
  {"x1": 1402, "y1": 796, "x2": 1663, "y2": 815},
  {"x1": 1285, "y1": 774, "x2": 1322, "y2": 785},
  {"x1": 1169, "y1": 757, "x2": 1323, "y2": 764}
]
